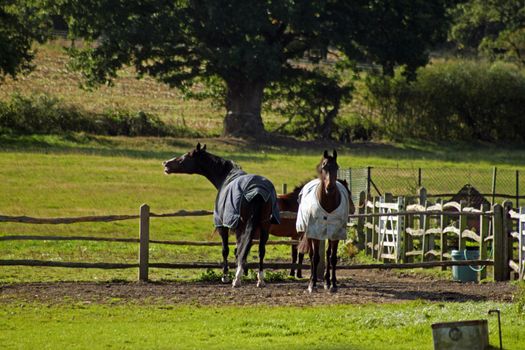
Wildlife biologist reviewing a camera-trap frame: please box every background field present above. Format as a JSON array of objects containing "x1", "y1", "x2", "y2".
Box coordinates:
[
  {"x1": 2, "y1": 134, "x2": 525, "y2": 282},
  {"x1": 2, "y1": 42, "x2": 525, "y2": 350}
]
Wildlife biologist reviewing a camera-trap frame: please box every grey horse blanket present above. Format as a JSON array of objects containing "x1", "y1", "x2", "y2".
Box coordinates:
[{"x1": 214, "y1": 169, "x2": 280, "y2": 229}]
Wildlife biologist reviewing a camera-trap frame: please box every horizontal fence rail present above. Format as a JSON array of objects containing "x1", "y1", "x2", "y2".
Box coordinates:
[
  {"x1": 0, "y1": 235, "x2": 299, "y2": 246},
  {"x1": 0, "y1": 210, "x2": 214, "y2": 224},
  {"x1": 0, "y1": 259, "x2": 492, "y2": 271},
  {"x1": 1, "y1": 195, "x2": 521, "y2": 282}
]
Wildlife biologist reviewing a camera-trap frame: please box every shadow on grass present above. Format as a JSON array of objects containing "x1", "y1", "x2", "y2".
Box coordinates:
[{"x1": 2, "y1": 133, "x2": 525, "y2": 167}]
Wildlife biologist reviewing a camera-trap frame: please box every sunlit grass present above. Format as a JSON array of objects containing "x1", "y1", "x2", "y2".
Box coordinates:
[{"x1": 0, "y1": 300, "x2": 524, "y2": 349}]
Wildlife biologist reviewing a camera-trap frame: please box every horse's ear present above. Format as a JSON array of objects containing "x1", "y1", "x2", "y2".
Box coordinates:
[
  {"x1": 323, "y1": 150, "x2": 329, "y2": 158},
  {"x1": 202, "y1": 144, "x2": 207, "y2": 152},
  {"x1": 196, "y1": 142, "x2": 201, "y2": 151},
  {"x1": 333, "y1": 149, "x2": 337, "y2": 160}
]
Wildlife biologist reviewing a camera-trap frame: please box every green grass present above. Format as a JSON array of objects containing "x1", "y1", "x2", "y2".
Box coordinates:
[
  {"x1": 2, "y1": 134, "x2": 525, "y2": 282},
  {"x1": 0, "y1": 300, "x2": 523, "y2": 349}
]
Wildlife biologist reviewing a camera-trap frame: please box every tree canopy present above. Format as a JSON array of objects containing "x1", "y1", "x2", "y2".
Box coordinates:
[
  {"x1": 50, "y1": 0, "x2": 451, "y2": 137},
  {"x1": 450, "y1": 0, "x2": 525, "y2": 66},
  {"x1": 0, "y1": 0, "x2": 50, "y2": 82}
]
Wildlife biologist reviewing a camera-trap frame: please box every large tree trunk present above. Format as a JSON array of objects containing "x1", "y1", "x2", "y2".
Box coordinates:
[{"x1": 223, "y1": 80, "x2": 266, "y2": 137}]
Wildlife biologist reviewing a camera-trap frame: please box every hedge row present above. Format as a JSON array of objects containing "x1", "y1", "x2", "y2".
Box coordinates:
[
  {"x1": 0, "y1": 93, "x2": 195, "y2": 137},
  {"x1": 364, "y1": 60, "x2": 525, "y2": 141}
]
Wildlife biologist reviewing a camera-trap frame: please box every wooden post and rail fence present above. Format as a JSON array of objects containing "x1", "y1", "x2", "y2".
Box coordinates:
[{"x1": 1, "y1": 187, "x2": 523, "y2": 282}]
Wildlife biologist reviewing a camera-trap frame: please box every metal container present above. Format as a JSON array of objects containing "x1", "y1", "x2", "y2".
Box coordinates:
[{"x1": 431, "y1": 319, "x2": 489, "y2": 350}]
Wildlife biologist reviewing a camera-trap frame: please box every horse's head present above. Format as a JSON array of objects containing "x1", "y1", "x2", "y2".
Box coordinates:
[
  {"x1": 317, "y1": 149, "x2": 339, "y2": 195},
  {"x1": 163, "y1": 143, "x2": 207, "y2": 175}
]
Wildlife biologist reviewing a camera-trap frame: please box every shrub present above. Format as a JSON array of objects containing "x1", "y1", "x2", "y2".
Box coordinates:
[
  {"x1": 364, "y1": 60, "x2": 525, "y2": 142},
  {"x1": 0, "y1": 93, "x2": 197, "y2": 137}
]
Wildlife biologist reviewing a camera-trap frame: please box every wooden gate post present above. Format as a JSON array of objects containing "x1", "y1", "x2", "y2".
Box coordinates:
[
  {"x1": 493, "y1": 204, "x2": 507, "y2": 281},
  {"x1": 479, "y1": 203, "x2": 489, "y2": 280},
  {"x1": 502, "y1": 200, "x2": 513, "y2": 280},
  {"x1": 356, "y1": 191, "x2": 366, "y2": 250},
  {"x1": 139, "y1": 204, "x2": 150, "y2": 282}
]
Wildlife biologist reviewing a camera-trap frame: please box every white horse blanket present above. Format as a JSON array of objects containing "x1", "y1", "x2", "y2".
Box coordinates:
[{"x1": 296, "y1": 179, "x2": 350, "y2": 240}]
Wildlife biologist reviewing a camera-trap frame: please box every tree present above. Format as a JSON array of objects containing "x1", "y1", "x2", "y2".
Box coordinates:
[
  {"x1": 51, "y1": 0, "x2": 451, "y2": 137},
  {"x1": 450, "y1": 0, "x2": 525, "y2": 66},
  {"x1": 0, "y1": 1, "x2": 50, "y2": 82}
]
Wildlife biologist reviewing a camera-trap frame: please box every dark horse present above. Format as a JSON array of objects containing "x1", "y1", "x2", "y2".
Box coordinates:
[
  {"x1": 270, "y1": 185, "x2": 305, "y2": 278},
  {"x1": 163, "y1": 143, "x2": 280, "y2": 288},
  {"x1": 297, "y1": 150, "x2": 352, "y2": 293}
]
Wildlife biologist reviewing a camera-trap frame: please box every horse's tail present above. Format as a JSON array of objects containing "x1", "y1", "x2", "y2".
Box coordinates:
[
  {"x1": 297, "y1": 232, "x2": 310, "y2": 255},
  {"x1": 236, "y1": 195, "x2": 264, "y2": 264}
]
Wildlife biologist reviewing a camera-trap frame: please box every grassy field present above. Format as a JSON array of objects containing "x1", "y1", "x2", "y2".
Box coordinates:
[
  {"x1": 1, "y1": 300, "x2": 524, "y2": 350},
  {"x1": 2, "y1": 40, "x2": 525, "y2": 350},
  {"x1": 2, "y1": 134, "x2": 525, "y2": 282}
]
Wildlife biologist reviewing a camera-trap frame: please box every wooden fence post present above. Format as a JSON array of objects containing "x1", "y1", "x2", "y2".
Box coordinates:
[
  {"x1": 491, "y1": 167, "x2": 497, "y2": 206},
  {"x1": 438, "y1": 199, "x2": 449, "y2": 271},
  {"x1": 420, "y1": 200, "x2": 429, "y2": 262},
  {"x1": 371, "y1": 196, "x2": 379, "y2": 258},
  {"x1": 502, "y1": 200, "x2": 513, "y2": 280},
  {"x1": 139, "y1": 204, "x2": 150, "y2": 282},
  {"x1": 282, "y1": 183, "x2": 287, "y2": 195},
  {"x1": 356, "y1": 191, "x2": 366, "y2": 250},
  {"x1": 458, "y1": 200, "x2": 467, "y2": 252},
  {"x1": 479, "y1": 203, "x2": 489, "y2": 280},
  {"x1": 493, "y1": 204, "x2": 506, "y2": 281}
]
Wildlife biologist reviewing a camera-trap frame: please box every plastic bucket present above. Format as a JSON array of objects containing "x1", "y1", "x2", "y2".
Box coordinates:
[{"x1": 451, "y1": 249, "x2": 479, "y2": 282}]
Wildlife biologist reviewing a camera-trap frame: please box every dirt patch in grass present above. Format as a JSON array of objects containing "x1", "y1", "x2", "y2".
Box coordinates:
[{"x1": 0, "y1": 269, "x2": 517, "y2": 306}]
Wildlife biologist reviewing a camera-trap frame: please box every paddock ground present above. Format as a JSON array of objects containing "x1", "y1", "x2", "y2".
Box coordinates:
[{"x1": 1, "y1": 269, "x2": 516, "y2": 306}]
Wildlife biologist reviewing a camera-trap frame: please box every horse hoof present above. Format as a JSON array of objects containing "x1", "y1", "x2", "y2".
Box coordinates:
[
  {"x1": 307, "y1": 283, "x2": 315, "y2": 294},
  {"x1": 221, "y1": 276, "x2": 230, "y2": 284},
  {"x1": 324, "y1": 282, "x2": 330, "y2": 290},
  {"x1": 296, "y1": 272, "x2": 303, "y2": 279},
  {"x1": 329, "y1": 285, "x2": 338, "y2": 293},
  {"x1": 289, "y1": 271, "x2": 295, "y2": 277},
  {"x1": 232, "y1": 279, "x2": 241, "y2": 288},
  {"x1": 257, "y1": 280, "x2": 266, "y2": 288}
]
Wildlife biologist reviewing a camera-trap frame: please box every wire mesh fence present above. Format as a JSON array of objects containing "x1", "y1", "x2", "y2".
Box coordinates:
[{"x1": 340, "y1": 167, "x2": 524, "y2": 207}]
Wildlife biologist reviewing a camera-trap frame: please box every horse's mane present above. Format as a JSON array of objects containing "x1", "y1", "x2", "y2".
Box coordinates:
[
  {"x1": 230, "y1": 160, "x2": 242, "y2": 171},
  {"x1": 201, "y1": 151, "x2": 242, "y2": 173}
]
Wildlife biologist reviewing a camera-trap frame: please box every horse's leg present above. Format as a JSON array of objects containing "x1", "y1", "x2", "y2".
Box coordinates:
[
  {"x1": 297, "y1": 252, "x2": 304, "y2": 278},
  {"x1": 290, "y1": 243, "x2": 298, "y2": 277},
  {"x1": 232, "y1": 196, "x2": 261, "y2": 288},
  {"x1": 330, "y1": 240, "x2": 339, "y2": 292},
  {"x1": 324, "y1": 242, "x2": 332, "y2": 290},
  {"x1": 218, "y1": 227, "x2": 230, "y2": 283},
  {"x1": 257, "y1": 225, "x2": 269, "y2": 287},
  {"x1": 308, "y1": 239, "x2": 320, "y2": 293}
]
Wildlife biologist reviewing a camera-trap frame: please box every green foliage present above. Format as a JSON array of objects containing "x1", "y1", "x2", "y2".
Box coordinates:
[
  {"x1": 0, "y1": 1, "x2": 51, "y2": 81},
  {"x1": 365, "y1": 60, "x2": 525, "y2": 141},
  {"x1": 265, "y1": 66, "x2": 354, "y2": 140},
  {"x1": 450, "y1": 0, "x2": 525, "y2": 66},
  {"x1": 46, "y1": 0, "x2": 451, "y2": 136},
  {"x1": 0, "y1": 93, "x2": 196, "y2": 137}
]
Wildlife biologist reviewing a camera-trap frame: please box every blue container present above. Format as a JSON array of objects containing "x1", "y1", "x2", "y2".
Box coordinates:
[{"x1": 451, "y1": 249, "x2": 479, "y2": 282}]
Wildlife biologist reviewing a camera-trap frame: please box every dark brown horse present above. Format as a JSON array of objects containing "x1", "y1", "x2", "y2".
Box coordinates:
[
  {"x1": 270, "y1": 185, "x2": 305, "y2": 278},
  {"x1": 297, "y1": 150, "x2": 352, "y2": 293},
  {"x1": 163, "y1": 143, "x2": 280, "y2": 288}
]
